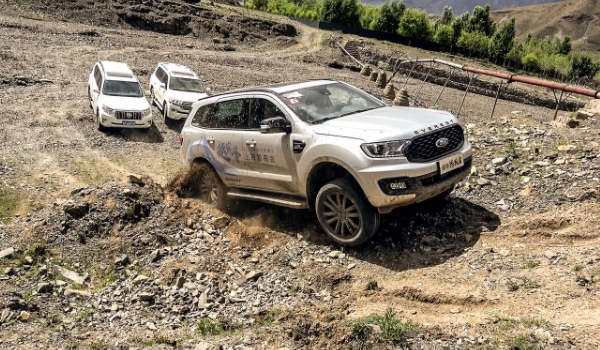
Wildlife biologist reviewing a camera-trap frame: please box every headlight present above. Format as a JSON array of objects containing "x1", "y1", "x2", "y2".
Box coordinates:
[
  {"x1": 102, "y1": 105, "x2": 115, "y2": 117},
  {"x1": 361, "y1": 140, "x2": 408, "y2": 158},
  {"x1": 142, "y1": 107, "x2": 152, "y2": 117},
  {"x1": 168, "y1": 98, "x2": 185, "y2": 107}
]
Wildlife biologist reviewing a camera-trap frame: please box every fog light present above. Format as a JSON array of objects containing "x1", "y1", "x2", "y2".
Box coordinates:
[{"x1": 389, "y1": 181, "x2": 406, "y2": 190}]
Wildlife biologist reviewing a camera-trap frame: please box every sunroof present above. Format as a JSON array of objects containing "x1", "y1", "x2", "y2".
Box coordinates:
[{"x1": 106, "y1": 71, "x2": 133, "y2": 78}]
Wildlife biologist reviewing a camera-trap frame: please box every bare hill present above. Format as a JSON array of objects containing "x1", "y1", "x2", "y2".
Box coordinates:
[
  {"x1": 492, "y1": 0, "x2": 600, "y2": 51},
  {"x1": 360, "y1": 0, "x2": 565, "y2": 15}
]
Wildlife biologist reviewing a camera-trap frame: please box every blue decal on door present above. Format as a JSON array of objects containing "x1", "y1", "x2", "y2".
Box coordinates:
[{"x1": 189, "y1": 135, "x2": 243, "y2": 176}]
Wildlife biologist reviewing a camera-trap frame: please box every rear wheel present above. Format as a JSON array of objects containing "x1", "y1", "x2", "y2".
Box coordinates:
[
  {"x1": 189, "y1": 162, "x2": 227, "y2": 210},
  {"x1": 315, "y1": 178, "x2": 380, "y2": 246}
]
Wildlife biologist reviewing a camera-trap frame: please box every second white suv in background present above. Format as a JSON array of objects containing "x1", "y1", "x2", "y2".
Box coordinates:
[
  {"x1": 88, "y1": 61, "x2": 153, "y2": 131},
  {"x1": 149, "y1": 63, "x2": 210, "y2": 126}
]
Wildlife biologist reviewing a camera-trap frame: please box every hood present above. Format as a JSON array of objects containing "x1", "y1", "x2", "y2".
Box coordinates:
[
  {"x1": 100, "y1": 95, "x2": 150, "y2": 111},
  {"x1": 165, "y1": 90, "x2": 208, "y2": 102},
  {"x1": 311, "y1": 106, "x2": 458, "y2": 142}
]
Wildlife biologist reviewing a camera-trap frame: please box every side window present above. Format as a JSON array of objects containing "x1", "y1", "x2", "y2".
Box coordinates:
[
  {"x1": 93, "y1": 66, "x2": 101, "y2": 87},
  {"x1": 158, "y1": 68, "x2": 168, "y2": 85},
  {"x1": 249, "y1": 98, "x2": 286, "y2": 129},
  {"x1": 214, "y1": 99, "x2": 249, "y2": 129},
  {"x1": 191, "y1": 105, "x2": 215, "y2": 128}
]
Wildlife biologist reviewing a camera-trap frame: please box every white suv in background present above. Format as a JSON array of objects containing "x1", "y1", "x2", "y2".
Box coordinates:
[
  {"x1": 149, "y1": 63, "x2": 210, "y2": 126},
  {"x1": 87, "y1": 61, "x2": 153, "y2": 131}
]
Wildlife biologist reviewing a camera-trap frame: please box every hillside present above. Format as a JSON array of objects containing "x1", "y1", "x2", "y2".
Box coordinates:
[
  {"x1": 492, "y1": 0, "x2": 600, "y2": 51},
  {"x1": 360, "y1": 0, "x2": 565, "y2": 15}
]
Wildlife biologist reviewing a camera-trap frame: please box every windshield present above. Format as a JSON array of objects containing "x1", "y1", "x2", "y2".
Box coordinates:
[
  {"x1": 277, "y1": 82, "x2": 385, "y2": 124},
  {"x1": 102, "y1": 80, "x2": 144, "y2": 98},
  {"x1": 169, "y1": 77, "x2": 205, "y2": 93}
]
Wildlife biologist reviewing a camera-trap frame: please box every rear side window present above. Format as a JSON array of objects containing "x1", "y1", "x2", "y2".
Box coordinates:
[
  {"x1": 214, "y1": 99, "x2": 249, "y2": 129},
  {"x1": 156, "y1": 68, "x2": 168, "y2": 84},
  {"x1": 93, "y1": 66, "x2": 102, "y2": 87},
  {"x1": 191, "y1": 105, "x2": 215, "y2": 128}
]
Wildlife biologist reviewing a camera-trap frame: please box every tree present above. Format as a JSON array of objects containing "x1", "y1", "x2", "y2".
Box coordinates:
[
  {"x1": 450, "y1": 17, "x2": 464, "y2": 45},
  {"x1": 397, "y1": 8, "x2": 432, "y2": 40},
  {"x1": 467, "y1": 4, "x2": 495, "y2": 36},
  {"x1": 570, "y1": 54, "x2": 600, "y2": 79},
  {"x1": 556, "y1": 36, "x2": 571, "y2": 55},
  {"x1": 320, "y1": 0, "x2": 360, "y2": 27},
  {"x1": 488, "y1": 18, "x2": 515, "y2": 60},
  {"x1": 359, "y1": 5, "x2": 380, "y2": 29},
  {"x1": 372, "y1": 1, "x2": 405, "y2": 33},
  {"x1": 435, "y1": 24, "x2": 454, "y2": 48},
  {"x1": 251, "y1": 0, "x2": 269, "y2": 10},
  {"x1": 522, "y1": 52, "x2": 539, "y2": 70},
  {"x1": 457, "y1": 31, "x2": 490, "y2": 57},
  {"x1": 435, "y1": 6, "x2": 454, "y2": 29}
]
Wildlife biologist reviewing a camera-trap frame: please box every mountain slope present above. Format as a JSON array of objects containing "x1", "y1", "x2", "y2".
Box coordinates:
[
  {"x1": 492, "y1": 0, "x2": 600, "y2": 51},
  {"x1": 359, "y1": 0, "x2": 565, "y2": 15}
]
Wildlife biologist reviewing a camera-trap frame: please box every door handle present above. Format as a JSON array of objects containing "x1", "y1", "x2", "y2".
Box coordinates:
[
  {"x1": 245, "y1": 140, "x2": 256, "y2": 148},
  {"x1": 206, "y1": 137, "x2": 215, "y2": 145}
]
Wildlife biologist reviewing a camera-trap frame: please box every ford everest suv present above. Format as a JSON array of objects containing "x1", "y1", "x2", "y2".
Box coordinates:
[
  {"x1": 88, "y1": 61, "x2": 153, "y2": 130},
  {"x1": 179, "y1": 80, "x2": 472, "y2": 246}
]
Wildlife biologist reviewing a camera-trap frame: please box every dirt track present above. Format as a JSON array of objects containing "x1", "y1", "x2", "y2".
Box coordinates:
[{"x1": 1, "y1": 1, "x2": 600, "y2": 349}]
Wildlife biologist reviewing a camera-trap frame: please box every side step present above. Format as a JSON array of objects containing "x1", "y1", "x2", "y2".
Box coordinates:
[{"x1": 227, "y1": 189, "x2": 309, "y2": 209}]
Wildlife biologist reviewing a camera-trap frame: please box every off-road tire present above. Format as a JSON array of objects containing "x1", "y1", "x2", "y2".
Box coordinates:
[
  {"x1": 97, "y1": 111, "x2": 106, "y2": 132},
  {"x1": 88, "y1": 87, "x2": 94, "y2": 110},
  {"x1": 315, "y1": 178, "x2": 380, "y2": 246},
  {"x1": 189, "y1": 162, "x2": 227, "y2": 210},
  {"x1": 149, "y1": 87, "x2": 155, "y2": 107}
]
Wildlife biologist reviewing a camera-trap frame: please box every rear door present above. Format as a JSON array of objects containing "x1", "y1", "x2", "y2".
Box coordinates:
[
  {"x1": 190, "y1": 96, "x2": 251, "y2": 186},
  {"x1": 240, "y1": 95, "x2": 298, "y2": 194},
  {"x1": 90, "y1": 65, "x2": 102, "y2": 113}
]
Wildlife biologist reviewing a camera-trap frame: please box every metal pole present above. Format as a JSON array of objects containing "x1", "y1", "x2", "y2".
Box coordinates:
[
  {"x1": 434, "y1": 67, "x2": 455, "y2": 106},
  {"x1": 554, "y1": 90, "x2": 564, "y2": 121},
  {"x1": 457, "y1": 72, "x2": 474, "y2": 118},
  {"x1": 490, "y1": 82, "x2": 503, "y2": 120},
  {"x1": 403, "y1": 61, "x2": 416, "y2": 89}
]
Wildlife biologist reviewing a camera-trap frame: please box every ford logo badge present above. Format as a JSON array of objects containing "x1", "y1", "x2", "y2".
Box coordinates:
[{"x1": 435, "y1": 137, "x2": 449, "y2": 148}]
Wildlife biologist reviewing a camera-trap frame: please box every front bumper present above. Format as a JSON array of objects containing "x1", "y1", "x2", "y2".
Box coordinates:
[
  {"x1": 99, "y1": 112, "x2": 153, "y2": 129},
  {"x1": 356, "y1": 142, "x2": 473, "y2": 213},
  {"x1": 167, "y1": 104, "x2": 192, "y2": 120}
]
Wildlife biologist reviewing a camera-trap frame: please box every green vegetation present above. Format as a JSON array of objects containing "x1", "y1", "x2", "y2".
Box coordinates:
[
  {"x1": 520, "y1": 260, "x2": 540, "y2": 269},
  {"x1": 244, "y1": 0, "x2": 600, "y2": 82},
  {"x1": 0, "y1": 187, "x2": 19, "y2": 221},
  {"x1": 349, "y1": 307, "x2": 414, "y2": 345},
  {"x1": 506, "y1": 277, "x2": 541, "y2": 292},
  {"x1": 197, "y1": 318, "x2": 242, "y2": 336}
]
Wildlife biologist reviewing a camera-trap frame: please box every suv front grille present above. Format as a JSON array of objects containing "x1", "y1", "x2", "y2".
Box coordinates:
[
  {"x1": 115, "y1": 111, "x2": 142, "y2": 120},
  {"x1": 404, "y1": 125, "x2": 464, "y2": 162}
]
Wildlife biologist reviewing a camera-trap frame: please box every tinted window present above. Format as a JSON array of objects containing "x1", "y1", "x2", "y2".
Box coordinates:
[
  {"x1": 94, "y1": 66, "x2": 102, "y2": 87},
  {"x1": 102, "y1": 80, "x2": 144, "y2": 98},
  {"x1": 191, "y1": 105, "x2": 214, "y2": 128},
  {"x1": 169, "y1": 77, "x2": 205, "y2": 93},
  {"x1": 249, "y1": 98, "x2": 286, "y2": 129},
  {"x1": 214, "y1": 99, "x2": 248, "y2": 129}
]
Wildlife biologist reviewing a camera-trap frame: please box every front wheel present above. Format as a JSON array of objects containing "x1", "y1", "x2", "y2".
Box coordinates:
[
  {"x1": 149, "y1": 87, "x2": 155, "y2": 107},
  {"x1": 163, "y1": 103, "x2": 173, "y2": 126},
  {"x1": 97, "y1": 111, "x2": 106, "y2": 132},
  {"x1": 315, "y1": 178, "x2": 380, "y2": 247}
]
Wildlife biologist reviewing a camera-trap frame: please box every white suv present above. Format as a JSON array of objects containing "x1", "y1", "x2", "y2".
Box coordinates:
[
  {"x1": 149, "y1": 63, "x2": 210, "y2": 126},
  {"x1": 179, "y1": 80, "x2": 473, "y2": 246}
]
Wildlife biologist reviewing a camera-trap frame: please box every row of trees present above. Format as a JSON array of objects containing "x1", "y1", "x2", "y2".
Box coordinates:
[{"x1": 245, "y1": 0, "x2": 600, "y2": 80}]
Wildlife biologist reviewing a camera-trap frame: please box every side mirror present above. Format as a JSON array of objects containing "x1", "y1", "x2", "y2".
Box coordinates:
[
  {"x1": 260, "y1": 116, "x2": 291, "y2": 134},
  {"x1": 158, "y1": 83, "x2": 166, "y2": 90},
  {"x1": 205, "y1": 87, "x2": 212, "y2": 96}
]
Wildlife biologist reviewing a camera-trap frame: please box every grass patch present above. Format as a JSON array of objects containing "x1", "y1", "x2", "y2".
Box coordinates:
[
  {"x1": 132, "y1": 336, "x2": 177, "y2": 347},
  {"x1": 0, "y1": 187, "x2": 20, "y2": 221},
  {"x1": 349, "y1": 307, "x2": 414, "y2": 346},
  {"x1": 487, "y1": 309, "x2": 550, "y2": 333},
  {"x1": 89, "y1": 343, "x2": 109, "y2": 350},
  {"x1": 506, "y1": 277, "x2": 541, "y2": 292},
  {"x1": 572, "y1": 264, "x2": 584, "y2": 272},
  {"x1": 508, "y1": 333, "x2": 545, "y2": 350},
  {"x1": 43, "y1": 314, "x2": 62, "y2": 329},
  {"x1": 89, "y1": 264, "x2": 119, "y2": 292},
  {"x1": 520, "y1": 260, "x2": 540, "y2": 269},
  {"x1": 197, "y1": 318, "x2": 242, "y2": 337}
]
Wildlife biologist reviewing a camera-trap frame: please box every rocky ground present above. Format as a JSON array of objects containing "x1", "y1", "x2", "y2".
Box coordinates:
[{"x1": 1, "y1": 0, "x2": 600, "y2": 349}]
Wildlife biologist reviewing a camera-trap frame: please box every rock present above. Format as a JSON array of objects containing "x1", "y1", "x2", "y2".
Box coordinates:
[
  {"x1": 245, "y1": 270, "x2": 264, "y2": 281},
  {"x1": 544, "y1": 250, "x2": 557, "y2": 259},
  {"x1": 138, "y1": 292, "x2": 154, "y2": 301},
  {"x1": 519, "y1": 187, "x2": 532, "y2": 197},
  {"x1": 18, "y1": 311, "x2": 31, "y2": 321},
  {"x1": 198, "y1": 292, "x2": 208, "y2": 308},
  {"x1": 499, "y1": 249, "x2": 510, "y2": 257},
  {"x1": 176, "y1": 276, "x2": 186, "y2": 289},
  {"x1": 348, "y1": 263, "x2": 357, "y2": 270},
  {"x1": 0, "y1": 247, "x2": 15, "y2": 259},
  {"x1": 115, "y1": 255, "x2": 130, "y2": 267},
  {"x1": 535, "y1": 161, "x2": 550, "y2": 167},
  {"x1": 212, "y1": 37, "x2": 222, "y2": 44},
  {"x1": 195, "y1": 342, "x2": 219, "y2": 350},
  {"x1": 64, "y1": 288, "x2": 91, "y2": 297},
  {"x1": 575, "y1": 110, "x2": 593, "y2": 120},
  {"x1": 140, "y1": 234, "x2": 153, "y2": 245},
  {"x1": 450, "y1": 308, "x2": 460, "y2": 314},
  {"x1": 327, "y1": 251, "x2": 341, "y2": 258},
  {"x1": 212, "y1": 215, "x2": 230, "y2": 229},
  {"x1": 383, "y1": 83, "x2": 395, "y2": 99},
  {"x1": 511, "y1": 111, "x2": 521, "y2": 115},
  {"x1": 63, "y1": 202, "x2": 89, "y2": 219},
  {"x1": 558, "y1": 145, "x2": 575, "y2": 152},
  {"x1": 150, "y1": 249, "x2": 161, "y2": 263},
  {"x1": 128, "y1": 173, "x2": 144, "y2": 185},
  {"x1": 37, "y1": 282, "x2": 54, "y2": 293},
  {"x1": 421, "y1": 236, "x2": 440, "y2": 246},
  {"x1": 553, "y1": 116, "x2": 580, "y2": 128},
  {"x1": 4, "y1": 267, "x2": 14, "y2": 275},
  {"x1": 477, "y1": 178, "x2": 490, "y2": 186},
  {"x1": 492, "y1": 157, "x2": 506, "y2": 165},
  {"x1": 133, "y1": 275, "x2": 150, "y2": 285},
  {"x1": 53, "y1": 265, "x2": 87, "y2": 285},
  {"x1": 185, "y1": 44, "x2": 194, "y2": 49},
  {"x1": 147, "y1": 322, "x2": 157, "y2": 330},
  {"x1": 223, "y1": 44, "x2": 236, "y2": 51}
]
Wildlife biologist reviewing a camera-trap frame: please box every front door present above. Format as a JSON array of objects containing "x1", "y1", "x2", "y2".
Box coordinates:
[{"x1": 241, "y1": 96, "x2": 298, "y2": 194}]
